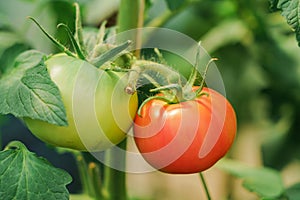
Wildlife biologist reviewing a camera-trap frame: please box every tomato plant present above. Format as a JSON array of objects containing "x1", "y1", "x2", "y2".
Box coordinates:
[
  {"x1": 134, "y1": 86, "x2": 237, "y2": 173},
  {"x1": 24, "y1": 54, "x2": 138, "y2": 151},
  {"x1": 1, "y1": 0, "x2": 299, "y2": 200},
  {"x1": 10, "y1": 3, "x2": 140, "y2": 152}
]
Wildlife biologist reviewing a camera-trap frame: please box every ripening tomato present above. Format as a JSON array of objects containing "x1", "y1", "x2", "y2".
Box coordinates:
[
  {"x1": 134, "y1": 87, "x2": 236, "y2": 174},
  {"x1": 25, "y1": 54, "x2": 138, "y2": 151}
]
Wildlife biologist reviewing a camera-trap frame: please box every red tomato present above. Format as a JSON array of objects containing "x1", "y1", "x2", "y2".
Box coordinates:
[{"x1": 134, "y1": 87, "x2": 237, "y2": 174}]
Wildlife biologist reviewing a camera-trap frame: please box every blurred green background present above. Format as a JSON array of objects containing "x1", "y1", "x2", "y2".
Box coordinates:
[{"x1": 0, "y1": 0, "x2": 300, "y2": 199}]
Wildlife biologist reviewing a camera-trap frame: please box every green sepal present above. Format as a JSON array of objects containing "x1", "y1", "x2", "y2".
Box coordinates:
[
  {"x1": 57, "y1": 23, "x2": 86, "y2": 60},
  {"x1": 28, "y1": 17, "x2": 76, "y2": 58},
  {"x1": 90, "y1": 40, "x2": 132, "y2": 68}
]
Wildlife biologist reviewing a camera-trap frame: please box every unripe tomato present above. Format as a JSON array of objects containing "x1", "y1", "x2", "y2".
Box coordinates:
[
  {"x1": 134, "y1": 87, "x2": 236, "y2": 174},
  {"x1": 25, "y1": 54, "x2": 138, "y2": 151}
]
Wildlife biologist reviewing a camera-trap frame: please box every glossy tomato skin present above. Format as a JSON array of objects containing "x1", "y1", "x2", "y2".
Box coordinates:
[
  {"x1": 134, "y1": 87, "x2": 236, "y2": 174},
  {"x1": 25, "y1": 54, "x2": 138, "y2": 151}
]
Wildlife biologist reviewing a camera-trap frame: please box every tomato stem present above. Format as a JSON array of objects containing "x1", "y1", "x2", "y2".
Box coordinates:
[
  {"x1": 199, "y1": 172, "x2": 212, "y2": 200},
  {"x1": 125, "y1": 60, "x2": 181, "y2": 94},
  {"x1": 74, "y1": 152, "x2": 105, "y2": 200},
  {"x1": 154, "y1": 48, "x2": 167, "y2": 64},
  {"x1": 104, "y1": 1, "x2": 144, "y2": 199},
  {"x1": 117, "y1": 0, "x2": 144, "y2": 58},
  {"x1": 125, "y1": 68, "x2": 141, "y2": 94},
  {"x1": 103, "y1": 139, "x2": 128, "y2": 200},
  {"x1": 88, "y1": 162, "x2": 103, "y2": 199},
  {"x1": 74, "y1": 153, "x2": 95, "y2": 197},
  {"x1": 135, "y1": 0, "x2": 145, "y2": 58},
  {"x1": 74, "y1": 3, "x2": 87, "y2": 56},
  {"x1": 142, "y1": 73, "x2": 163, "y2": 89}
]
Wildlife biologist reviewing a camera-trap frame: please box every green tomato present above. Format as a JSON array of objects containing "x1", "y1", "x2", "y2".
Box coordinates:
[{"x1": 25, "y1": 54, "x2": 138, "y2": 151}]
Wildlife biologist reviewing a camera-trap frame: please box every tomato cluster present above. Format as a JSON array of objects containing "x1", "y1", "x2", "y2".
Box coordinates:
[{"x1": 23, "y1": 7, "x2": 237, "y2": 174}]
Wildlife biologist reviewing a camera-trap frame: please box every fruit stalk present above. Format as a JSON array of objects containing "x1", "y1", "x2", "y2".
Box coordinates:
[{"x1": 199, "y1": 173, "x2": 212, "y2": 200}]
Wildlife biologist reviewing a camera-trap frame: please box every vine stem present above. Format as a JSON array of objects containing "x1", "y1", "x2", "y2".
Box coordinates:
[
  {"x1": 199, "y1": 172, "x2": 212, "y2": 200},
  {"x1": 117, "y1": 0, "x2": 144, "y2": 58},
  {"x1": 100, "y1": 1, "x2": 145, "y2": 200},
  {"x1": 103, "y1": 139, "x2": 127, "y2": 200},
  {"x1": 74, "y1": 153, "x2": 92, "y2": 196},
  {"x1": 73, "y1": 152, "x2": 104, "y2": 199},
  {"x1": 135, "y1": 0, "x2": 145, "y2": 58},
  {"x1": 88, "y1": 162, "x2": 103, "y2": 199}
]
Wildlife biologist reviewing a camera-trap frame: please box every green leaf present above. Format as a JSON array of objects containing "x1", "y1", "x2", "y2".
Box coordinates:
[
  {"x1": 0, "y1": 43, "x2": 30, "y2": 74},
  {"x1": 165, "y1": 0, "x2": 185, "y2": 11},
  {"x1": 0, "y1": 31, "x2": 29, "y2": 75},
  {"x1": 271, "y1": 0, "x2": 300, "y2": 46},
  {"x1": 277, "y1": 0, "x2": 299, "y2": 30},
  {"x1": 0, "y1": 50, "x2": 68, "y2": 126},
  {"x1": 0, "y1": 141, "x2": 72, "y2": 200},
  {"x1": 285, "y1": 182, "x2": 300, "y2": 200},
  {"x1": 216, "y1": 159, "x2": 285, "y2": 199}
]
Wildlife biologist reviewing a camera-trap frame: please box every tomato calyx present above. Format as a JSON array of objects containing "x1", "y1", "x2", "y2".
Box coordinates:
[
  {"x1": 126, "y1": 44, "x2": 218, "y2": 117},
  {"x1": 136, "y1": 84, "x2": 209, "y2": 116},
  {"x1": 28, "y1": 3, "x2": 134, "y2": 70},
  {"x1": 56, "y1": 23, "x2": 87, "y2": 60}
]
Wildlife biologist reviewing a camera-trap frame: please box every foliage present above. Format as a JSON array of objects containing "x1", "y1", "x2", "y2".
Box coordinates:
[
  {"x1": 285, "y1": 183, "x2": 300, "y2": 200},
  {"x1": 217, "y1": 159, "x2": 285, "y2": 199},
  {"x1": 0, "y1": 0, "x2": 300, "y2": 199},
  {"x1": 0, "y1": 141, "x2": 71, "y2": 200},
  {"x1": 270, "y1": 0, "x2": 300, "y2": 45},
  {"x1": 0, "y1": 50, "x2": 67, "y2": 126}
]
